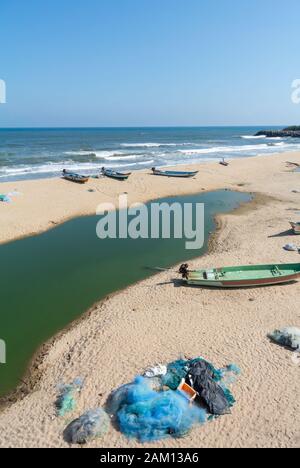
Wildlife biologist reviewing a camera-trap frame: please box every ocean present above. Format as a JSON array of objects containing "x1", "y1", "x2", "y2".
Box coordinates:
[{"x1": 0, "y1": 126, "x2": 300, "y2": 181}]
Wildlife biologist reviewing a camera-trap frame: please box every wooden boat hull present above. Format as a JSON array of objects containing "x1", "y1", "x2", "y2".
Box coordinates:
[
  {"x1": 102, "y1": 169, "x2": 131, "y2": 180},
  {"x1": 152, "y1": 169, "x2": 198, "y2": 178},
  {"x1": 180, "y1": 263, "x2": 300, "y2": 288},
  {"x1": 62, "y1": 172, "x2": 89, "y2": 184}
]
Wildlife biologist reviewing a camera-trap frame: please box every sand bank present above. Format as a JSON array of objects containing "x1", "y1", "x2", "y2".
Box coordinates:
[
  {"x1": 0, "y1": 151, "x2": 299, "y2": 245},
  {"x1": 0, "y1": 152, "x2": 299, "y2": 448}
]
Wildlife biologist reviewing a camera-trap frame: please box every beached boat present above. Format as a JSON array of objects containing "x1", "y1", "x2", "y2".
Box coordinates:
[
  {"x1": 179, "y1": 263, "x2": 300, "y2": 288},
  {"x1": 151, "y1": 168, "x2": 198, "y2": 178},
  {"x1": 290, "y1": 222, "x2": 300, "y2": 235},
  {"x1": 62, "y1": 170, "x2": 89, "y2": 184},
  {"x1": 220, "y1": 159, "x2": 229, "y2": 167},
  {"x1": 101, "y1": 168, "x2": 131, "y2": 181}
]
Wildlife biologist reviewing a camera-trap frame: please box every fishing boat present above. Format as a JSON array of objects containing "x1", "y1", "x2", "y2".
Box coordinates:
[
  {"x1": 151, "y1": 167, "x2": 198, "y2": 178},
  {"x1": 101, "y1": 168, "x2": 131, "y2": 181},
  {"x1": 179, "y1": 263, "x2": 300, "y2": 288},
  {"x1": 290, "y1": 222, "x2": 300, "y2": 235},
  {"x1": 62, "y1": 170, "x2": 89, "y2": 184}
]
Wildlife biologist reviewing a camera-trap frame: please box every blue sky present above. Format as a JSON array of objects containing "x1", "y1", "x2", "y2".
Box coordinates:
[{"x1": 0, "y1": 0, "x2": 300, "y2": 127}]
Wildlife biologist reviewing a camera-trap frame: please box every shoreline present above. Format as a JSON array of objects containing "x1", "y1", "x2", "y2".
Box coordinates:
[
  {"x1": 0, "y1": 151, "x2": 299, "y2": 447},
  {"x1": 0, "y1": 150, "x2": 298, "y2": 246}
]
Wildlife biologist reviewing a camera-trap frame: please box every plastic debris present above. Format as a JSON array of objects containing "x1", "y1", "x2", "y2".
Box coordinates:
[
  {"x1": 0, "y1": 194, "x2": 11, "y2": 203},
  {"x1": 268, "y1": 327, "x2": 300, "y2": 350},
  {"x1": 63, "y1": 408, "x2": 110, "y2": 445},
  {"x1": 143, "y1": 364, "x2": 167, "y2": 378},
  {"x1": 219, "y1": 364, "x2": 241, "y2": 387},
  {"x1": 55, "y1": 378, "x2": 84, "y2": 417},
  {"x1": 283, "y1": 244, "x2": 298, "y2": 252},
  {"x1": 185, "y1": 360, "x2": 232, "y2": 415}
]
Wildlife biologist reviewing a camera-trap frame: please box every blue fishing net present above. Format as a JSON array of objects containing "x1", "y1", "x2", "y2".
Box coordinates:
[
  {"x1": 56, "y1": 378, "x2": 84, "y2": 417},
  {"x1": 162, "y1": 357, "x2": 224, "y2": 390},
  {"x1": 268, "y1": 327, "x2": 300, "y2": 350},
  {"x1": 116, "y1": 377, "x2": 206, "y2": 442},
  {"x1": 110, "y1": 358, "x2": 240, "y2": 442},
  {"x1": 64, "y1": 408, "x2": 110, "y2": 445}
]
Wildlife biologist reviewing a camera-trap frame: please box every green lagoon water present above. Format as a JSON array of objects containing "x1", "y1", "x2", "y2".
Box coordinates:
[{"x1": 0, "y1": 190, "x2": 251, "y2": 396}]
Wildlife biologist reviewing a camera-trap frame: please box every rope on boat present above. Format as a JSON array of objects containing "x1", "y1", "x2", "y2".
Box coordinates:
[
  {"x1": 145, "y1": 264, "x2": 190, "y2": 276},
  {"x1": 144, "y1": 266, "x2": 180, "y2": 273}
]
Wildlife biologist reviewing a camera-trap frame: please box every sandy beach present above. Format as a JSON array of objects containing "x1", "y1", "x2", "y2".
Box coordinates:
[{"x1": 0, "y1": 151, "x2": 299, "y2": 448}]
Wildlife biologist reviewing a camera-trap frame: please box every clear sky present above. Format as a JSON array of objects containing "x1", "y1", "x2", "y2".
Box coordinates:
[{"x1": 0, "y1": 0, "x2": 300, "y2": 127}]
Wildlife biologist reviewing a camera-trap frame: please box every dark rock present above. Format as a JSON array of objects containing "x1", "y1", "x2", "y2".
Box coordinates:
[{"x1": 255, "y1": 127, "x2": 300, "y2": 138}]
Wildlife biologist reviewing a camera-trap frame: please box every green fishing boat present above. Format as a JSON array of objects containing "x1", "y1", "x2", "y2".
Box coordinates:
[{"x1": 179, "y1": 263, "x2": 300, "y2": 288}]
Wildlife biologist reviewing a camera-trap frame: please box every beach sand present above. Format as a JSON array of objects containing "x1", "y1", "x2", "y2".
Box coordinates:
[{"x1": 0, "y1": 152, "x2": 299, "y2": 448}]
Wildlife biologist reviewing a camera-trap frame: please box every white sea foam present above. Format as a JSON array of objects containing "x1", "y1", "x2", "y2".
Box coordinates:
[
  {"x1": 241, "y1": 135, "x2": 267, "y2": 140},
  {"x1": 64, "y1": 150, "x2": 126, "y2": 159},
  {"x1": 64, "y1": 151, "x2": 96, "y2": 157},
  {"x1": 179, "y1": 144, "x2": 270, "y2": 155},
  {"x1": 0, "y1": 158, "x2": 155, "y2": 179},
  {"x1": 121, "y1": 143, "x2": 178, "y2": 148},
  {"x1": 241, "y1": 135, "x2": 284, "y2": 141}
]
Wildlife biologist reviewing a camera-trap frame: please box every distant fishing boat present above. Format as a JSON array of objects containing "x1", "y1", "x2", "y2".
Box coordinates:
[
  {"x1": 62, "y1": 170, "x2": 89, "y2": 184},
  {"x1": 152, "y1": 168, "x2": 198, "y2": 178},
  {"x1": 179, "y1": 263, "x2": 300, "y2": 288},
  {"x1": 101, "y1": 168, "x2": 131, "y2": 181},
  {"x1": 290, "y1": 222, "x2": 300, "y2": 235}
]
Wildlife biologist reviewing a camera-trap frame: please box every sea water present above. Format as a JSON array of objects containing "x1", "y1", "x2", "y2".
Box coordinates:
[{"x1": 0, "y1": 127, "x2": 299, "y2": 181}]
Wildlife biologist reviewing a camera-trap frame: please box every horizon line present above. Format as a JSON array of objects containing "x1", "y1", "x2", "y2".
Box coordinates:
[{"x1": 0, "y1": 124, "x2": 288, "y2": 130}]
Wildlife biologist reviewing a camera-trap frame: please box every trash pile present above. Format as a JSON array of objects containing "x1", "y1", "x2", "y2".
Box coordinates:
[
  {"x1": 63, "y1": 409, "x2": 110, "y2": 445},
  {"x1": 0, "y1": 191, "x2": 22, "y2": 203},
  {"x1": 107, "y1": 357, "x2": 240, "y2": 442},
  {"x1": 268, "y1": 327, "x2": 300, "y2": 350},
  {"x1": 283, "y1": 243, "x2": 299, "y2": 252},
  {"x1": 55, "y1": 377, "x2": 84, "y2": 417},
  {"x1": 0, "y1": 194, "x2": 11, "y2": 203}
]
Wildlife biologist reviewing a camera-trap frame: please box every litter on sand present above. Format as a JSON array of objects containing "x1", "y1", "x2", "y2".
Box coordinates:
[
  {"x1": 107, "y1": 357, "x2": 240, "y2": 443},
  {"x1": 283, "y1": 243, "x2": 298, "y2": 252},
  {"x1": 63, "y1": 408, "x2": 110, "y2": 445},
  {"x1": 143, "y1": 364, "x2": 167, "y2": 378},
  {"x1": 0, "y1": 191, "x2": 22, "y2": 203},
  {"x1": 268, "y1": 327, "x2": 300, "y2": 351},
  {"x1": 55, "y1": 377, "x2": 84, "y2": 417},
  {"x1": 0, "y1": 194, "x2": 11, "y2": 203}
]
